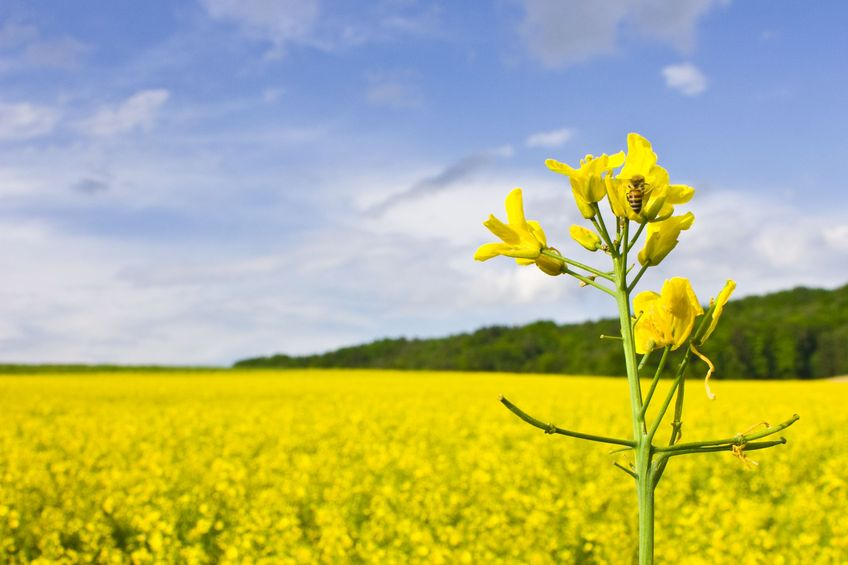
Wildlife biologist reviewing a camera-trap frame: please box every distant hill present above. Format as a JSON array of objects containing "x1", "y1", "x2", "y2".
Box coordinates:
[{"x1": 235, "y1": 284, "x2": 848, "y2": 379}]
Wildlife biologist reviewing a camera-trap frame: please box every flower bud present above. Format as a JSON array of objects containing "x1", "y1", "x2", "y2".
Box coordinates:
[
  {"x1": 535, "y1": 249, "x2": 565, "y2": 276},
  {"x1": 569, "y1": 225, "x2": 602, "y2": 252}
]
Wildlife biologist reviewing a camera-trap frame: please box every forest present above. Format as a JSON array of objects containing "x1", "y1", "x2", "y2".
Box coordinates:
[{"x1": 236, "y1": 284, "x2": 848, "y2": 379}]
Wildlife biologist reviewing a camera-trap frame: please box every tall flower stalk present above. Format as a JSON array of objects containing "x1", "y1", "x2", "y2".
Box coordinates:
[{"x1": 475, "y1": 133, "x2": 798, "y2": 563}]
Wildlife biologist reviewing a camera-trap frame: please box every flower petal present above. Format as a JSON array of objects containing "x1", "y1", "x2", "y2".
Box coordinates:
[
  {"x1": 483, "y1": 215, "x2": 520, "y2": 244},
  {"x1": 545, "y1": 159, "x2": 579, "y2": 177},
  {"x1": 474, "y1": 242, "x2": 509, "y2": 261},
  {"x1": 700, "y1": 280, "x2": 736, "y2": 344},
  {"x1": 569, "y1": 224, "x2": 601, "y2": 251},
  {"x1": 504, "y1": 188, "x2": 528, "y2": 228},
  {"x1": 667, "y1": 184, "x2": 695, "y2": 204}
]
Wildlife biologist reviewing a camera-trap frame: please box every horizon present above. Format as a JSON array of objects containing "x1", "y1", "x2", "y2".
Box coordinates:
[{"x1": 1, "y1": 1, "x2": 847, "y2": 364}]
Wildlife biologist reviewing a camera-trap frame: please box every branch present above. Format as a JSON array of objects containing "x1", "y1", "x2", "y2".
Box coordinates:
[
  {"x1": 655, "y1": 414, "x2": 800, "y2": 453},
  {"x1": 657, "y1": 438, "x2": 788, "y2": 459},
  {"x1": 564, "y1": 270, "x2": 616, "y2": 297},
  {"x1": 627, "y1": 263, "x2": 649, "y2": 294},
  {"x1": 627, "y1": 221, "x2": 647, "y2": 252},
  {"x1": 500, "y1": 395, "x2": 635, "y2": 447},
  {"x1": 640, "y1": 345, "x2": 671, "y2": 418}
]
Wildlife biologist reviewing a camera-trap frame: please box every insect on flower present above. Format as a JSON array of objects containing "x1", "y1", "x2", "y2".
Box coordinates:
[{"x1": 625, "y1": 175, "x2": 652, "y2": 214}]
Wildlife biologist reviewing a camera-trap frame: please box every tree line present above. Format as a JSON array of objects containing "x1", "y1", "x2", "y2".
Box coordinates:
[{"x1": 235, "y1": 284, "x2": 848, "y2": 379}]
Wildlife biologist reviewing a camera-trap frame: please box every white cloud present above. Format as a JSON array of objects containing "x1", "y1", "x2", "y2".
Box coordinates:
[
  {"x1": 200, "y1": 0, "x2": 320, "y2": 57},
  {"x1": 1, "y1": 113, "x2": 845, "y2": 365},
  {"x1": 0, "y1": 21, "x2": 89, "y2": 73},
  {"x1": 526, "y1": 127, "x2": 574, "y2": 148},
  {"x1": 0, "y1": 102, "x2": 59, "y2": 140},
  {"x1": 365, "y1": 70, "x2": 423, "y2": 108},
  {"x1": 199, "y1": 0, "x2": 443, "y2": 57},
  {"x1": 661, "y1": 63, "x2": 707, "y2": 95},
  {"x1": 78, "y1": 89, "x2": 170, "y2": 136},
  {"x1": 517, "y1": 0, "x2": 726, "y2": 67}
]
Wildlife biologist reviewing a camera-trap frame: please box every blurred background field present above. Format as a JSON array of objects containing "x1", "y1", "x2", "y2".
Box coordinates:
[{"x1": 0, "y1": 370, "x2": 845, "y2": 564}]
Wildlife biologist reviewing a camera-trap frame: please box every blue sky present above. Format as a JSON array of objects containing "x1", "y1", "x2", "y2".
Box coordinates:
[{"x1": 1, "y1": 0, "x2": 847, "y2": 364}]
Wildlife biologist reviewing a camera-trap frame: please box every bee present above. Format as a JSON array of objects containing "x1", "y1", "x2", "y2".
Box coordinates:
[{"x1": 625, "y1": 175, "x2": 651, "y2": 214}]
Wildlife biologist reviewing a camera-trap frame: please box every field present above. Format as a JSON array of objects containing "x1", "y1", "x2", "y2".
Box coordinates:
[{"x1": 0, "y1": 370, "x2": 845, "y2": 564}]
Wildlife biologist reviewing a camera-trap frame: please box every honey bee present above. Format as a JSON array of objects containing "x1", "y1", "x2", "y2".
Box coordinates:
[{"x1": 625, "y1": 175, "x2": 651, "y2": 214}]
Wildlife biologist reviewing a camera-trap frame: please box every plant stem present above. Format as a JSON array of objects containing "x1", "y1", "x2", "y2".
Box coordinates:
[
  {"x1": 628, "y1": 264, "x2": 650, "y2": 294},
  {"x1": 656, "y1": 414, "x2": 800, "y2": 453},
  {"x1": 640, "y1": 346, "x2": 671, "y2": 417},
  {"x1": 628, "y1": 221, "x2": 647, "y2": 250},
  {"x1": 658, "y1": 438, "x2": 787, "y2": 458},
  {"x1": 636, "y1": 441, "x2": 655, "y2": 565},
  {"x1": 499, "y1": 396, "x2": 635, "y2": 447},
  {"x1": 612, "y1": 217, "x2": 653, "y2": 564},
  {"x1": 541, "y1": 250, "x2": 614, "y2": 281}
]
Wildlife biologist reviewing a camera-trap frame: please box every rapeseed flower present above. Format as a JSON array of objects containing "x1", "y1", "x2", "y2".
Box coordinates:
[
  {"x1": 607, "y1": 133, "x2": 694, "y2": 223},
  {"x1": 570, "y1": 225, "x2": 602, "y2": 252},
  {"x1": 633, "y1": 277, "x2": 704, "y2": 354},
  {"x1": 699, "y1": 280, "x2": 736, "y2": 344},
  {"x1": 637, "y1": 212, "x2": 695, "y2": 267},
  {"x1": 474, "y1": 188, "x2": 564, "y2": 275},
  {"x1": 546, "y1": 152, "x2": 625, "y2": 219}
]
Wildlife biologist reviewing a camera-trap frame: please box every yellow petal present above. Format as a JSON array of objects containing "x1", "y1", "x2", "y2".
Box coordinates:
[
  {"x1": 619, "y1": 133, "x2": 657, "y2": 180},
  {"x1": 633, "y1": 290, "x2": 660, "y2": 315},
  {"x1": 504, "y1": 188, "x2": 527, "y2": 228},
  {"x1": 605, "y1": 177, "x2": 628, "y2": 218},
  {"x1": 661, "y1": 277, "x2": 703, "y2": 349},
  {"x1": 667, "y1": 184, "x2": 695, "y2": 204},
  {"x1": 633, "y1": 291, "x2": 662, "y2": 354},
  {"x1": 545, "y1": 158, "x2": 579, "y2": 177},
  {"x1": 700, "y1": 280, "x2": 736, "y2": 344},
  {"x1": 606, "y1": 151, "x2": 625, "y2": 170},
  {"x1": 572, "y1": 189, "x2": 596, "y2": 219},
  {"x1": 638, "y1": 212, "x2": 695, "y2": 266},
  {"x1": 483, "y1": 215, "x2": 520, "y2": 245},
  {"x1": 474, "y1": 242, "x2": 509, "y2": 261},
  {"x1": 569, "y1": 224, "x2": 601, "y2": 251},
  {"x1": 527, "y1": 221, "x2": 548, "y2": 248}
]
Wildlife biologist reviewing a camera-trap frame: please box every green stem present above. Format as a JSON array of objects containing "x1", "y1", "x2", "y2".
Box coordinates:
[
  {"x1": 628, "y1": 221, "x2": 647, "y2": 250},
  {"x1": 637, "y1": 349, "x2": 654, "y2": 372},
  {"x1": 636, "y1": 442, "x2": 654, "y2": 565},
  {"x1": 612, "y1": 226, "x2": 654, "y2": 564},
  {"x1": 647, "y1": 352, "x2": 691, "y2": 442},
  {"x1": 668, "y1": 361, "x2": 689, "y2": 446},
  {"x1": 565, "y1": 270, "x2": 616, "y2": 297},
  {"x1": 640, "y1": 346, "x2": 671, "y2": 418},
  {"x1": 591, "y1": 205, "x2": 617, "y2": 257},
  {"x1": 614, "y1": 252, "x2": 644, "y2": 435},
  {"x1": 658, "y1": 438, "x2": 787, "y2": 458},
  {"x1": 499, "y1": 396, "x2": 635, "y2": 447},
  {"x1": 541, "y1": 250, "x2": 614, "y2": 281},
  {"x1": 628, "y1": 263, "x2": 650, "y2": 294},
  {"x1": 656, "y1": 414, "x2": 799, "y2": 453}
]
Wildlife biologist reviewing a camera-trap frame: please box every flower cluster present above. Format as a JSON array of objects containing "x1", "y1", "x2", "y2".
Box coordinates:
[{"x1": 475, "y1": 132, "x2": 736, "y2": 398}]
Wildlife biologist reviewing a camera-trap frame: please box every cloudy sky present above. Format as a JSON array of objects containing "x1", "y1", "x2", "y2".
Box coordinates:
[{"x1": 1, "y1": 1, "x2": 847, "y2": 365}]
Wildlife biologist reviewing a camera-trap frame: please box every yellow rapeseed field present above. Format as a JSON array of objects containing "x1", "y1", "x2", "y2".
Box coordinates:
[{"x1": 0, "y1": 370, "x2": 845, "y2": 564}]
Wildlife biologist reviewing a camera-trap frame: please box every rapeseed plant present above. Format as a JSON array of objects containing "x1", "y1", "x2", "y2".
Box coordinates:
[{"x1": 476, "y1": 132, "x2": 799, "y2": 564}]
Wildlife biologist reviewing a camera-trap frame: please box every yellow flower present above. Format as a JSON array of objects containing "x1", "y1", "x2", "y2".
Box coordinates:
[
  {"x1": 633, "y1": 277, "x2": 704, "y2": 354},
  {"x1": 546, "y1": 152, "x2": 625, "y2": 219},
  {"x1": 569, "y1": 225, "x2": 602, "y2": 252},
  {"x1": 474, "y1": 188, "x2": 564, "y2": 276},
  {"x1": 699, "y1": 280, "x2": 736, "y2": 344},
  {"x1": 607, "y1": 133, "x2": 694, "y2": 223},
  {"x1": 694, "y1": 280, "x2": 737, "y2": 399},
  {"x1": 637, "y1": 212, "x2": 695, "y2": 267}
]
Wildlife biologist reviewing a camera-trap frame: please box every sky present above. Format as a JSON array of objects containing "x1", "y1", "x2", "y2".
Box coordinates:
[{"x1": 1, "y1": 0, "x2": 847, "y2": 365}]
